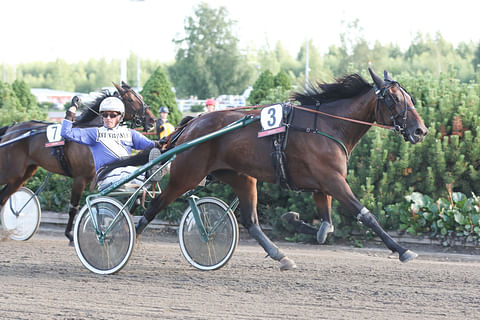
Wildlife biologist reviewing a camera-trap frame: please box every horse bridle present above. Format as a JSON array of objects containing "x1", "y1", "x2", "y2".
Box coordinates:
[
  {"x1": 123, "y1": 88, "x2": 150, "y2": 129},
  {"x1": 374, "y1": 81, "x2": 416, "y2": 141}
]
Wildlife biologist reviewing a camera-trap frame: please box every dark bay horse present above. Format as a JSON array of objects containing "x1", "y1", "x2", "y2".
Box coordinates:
[
  {"x1": 0, "y1": 82, "x2": 155, "y2": 244},
  {"x1": 115, "y1": 68, "x2": 427, "y2": 270}
]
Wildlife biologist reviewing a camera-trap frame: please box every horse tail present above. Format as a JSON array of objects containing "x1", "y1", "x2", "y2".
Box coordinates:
[
  {"x1": 0, "y1": 122, "x2": 17, "y2": 137},
  {"x1": 179, "y1": 115, "x2": 194, "y2": 126},
  {"x1": 95, "y1": 147, "x2": 152, "y2": 182},
  {"x1": 0, "y1": 125, "x2": 11, "y2": 137}
]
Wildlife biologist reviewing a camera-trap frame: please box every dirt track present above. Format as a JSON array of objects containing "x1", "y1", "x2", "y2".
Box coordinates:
[{"x1": 1, "y1": 228, "x2": 480, "y2": 320}]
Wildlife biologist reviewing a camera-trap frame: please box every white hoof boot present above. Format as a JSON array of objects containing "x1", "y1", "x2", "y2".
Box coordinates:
[
  {"x1": 279, "y1": 257, "x2": 297, "y2": 271},
  {"x1": 399, "y1": 250, "x2": 418, "y2": 263},
  {"x1": 317, "y1": 221, "x2": 334, "y2": 244}
]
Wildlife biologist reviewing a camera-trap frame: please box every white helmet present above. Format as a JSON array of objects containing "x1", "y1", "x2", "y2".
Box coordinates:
[{"x1": 99, "y1": 97, "x2": 125, "y2": 114}]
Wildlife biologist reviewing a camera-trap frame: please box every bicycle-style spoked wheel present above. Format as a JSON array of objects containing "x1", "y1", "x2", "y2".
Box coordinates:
[
  {"x1": 179, "y1": 197, "x2": 239, "y2": 270},
  {"x1": 74, "y1": 197, "x2": 135, "y2": 275},
  {"x1": 0, "y1": 187, "x2": 41, "y2": 241}
]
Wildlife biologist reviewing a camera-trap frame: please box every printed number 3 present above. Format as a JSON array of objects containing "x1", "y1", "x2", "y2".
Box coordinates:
[{"x1": 267, "y1": 108, "x2": 276, "y2": 127}]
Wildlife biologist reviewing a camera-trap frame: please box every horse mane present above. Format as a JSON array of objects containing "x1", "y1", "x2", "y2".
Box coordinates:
[
  {"x1": 292, "y1": 73, "x2": 372, "y2": 106},
  {"x1": 74, "y1": 90, "x2": 117, "y2": 125}
]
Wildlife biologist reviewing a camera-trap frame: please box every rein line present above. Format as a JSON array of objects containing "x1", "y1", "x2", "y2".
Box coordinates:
[
  {"x1": 218, "y1": 104, "x2": 391, "y2": 160},
  {"x1": 218, "y1": 104, "x2": 394, "y2": 130},
  {"x1": 292, "y1": 105, "x2": 394, "y2": 130}
]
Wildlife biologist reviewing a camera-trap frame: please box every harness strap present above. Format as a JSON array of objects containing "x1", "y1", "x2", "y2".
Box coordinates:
[
  {"x1": 288, "y1": 124, "x2": 350, "y2": 160},
  {"x1": 271, "y1": 135, "x2": 297, "y2": 190},
  {"x1": 270, "y1": 104, "x2": 297, "y2": 191},
  {"x1": 313, "y1": 102, "x2": 320, "y2": 131},
  {"x1": 164, "y1": 125, "x2": 188, "y2": 151},
  {"x1": 51, "y1": 145, "x2": 73, "y2": 177}
]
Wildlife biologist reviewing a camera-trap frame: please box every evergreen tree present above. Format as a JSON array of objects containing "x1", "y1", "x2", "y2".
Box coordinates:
[
  {"x1": 141, "y1": 66, "x2": 181, "y2": 125},
  {"x1": 11, "y1": 80, "x2": 46, "y2": 121},
  {"x1": 0, "y1": 82, "x2": 21, "y2": 125},
  {"x1": 273, "y1": 70, "x2": 291, "y2": 91},
  {"x1": 247, "y1": 70, "x2": 274, "y2": 105},
  {"x1": 248, "y1": 70, "x2": 293, "y2": 105},
  {"x1": 169, "y1": 3, "x2": 254, "y2": 98},
  {"x1": 12, "y1": 80, "x2": 36, "y2": 108},
  {"x1": 473, "y1": 43, "x2": 480, "y2": 72},
  {"x1": 0, "y1": 81, "x2": 46, "y2": 125}
]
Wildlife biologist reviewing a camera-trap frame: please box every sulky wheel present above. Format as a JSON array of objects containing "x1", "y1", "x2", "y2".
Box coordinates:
[
  {"x1": 1, "y1": 187, "x2": 41, "y2": 241},
  {"x1": 179, "y1": 197, "x2": 238, "y2": 270},
  {"x1": 74, "y1": 197, "x2": 135, "y2": 275}
]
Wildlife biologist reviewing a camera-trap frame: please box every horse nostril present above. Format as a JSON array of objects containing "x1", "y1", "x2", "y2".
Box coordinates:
[{"x1": 415, "y1": 127, "x2": 427, "y2": 136}]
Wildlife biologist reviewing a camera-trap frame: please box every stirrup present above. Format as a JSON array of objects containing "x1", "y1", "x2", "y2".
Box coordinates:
[{"x1": 148, "y1": 148, "x2": 163, "y2": 182}]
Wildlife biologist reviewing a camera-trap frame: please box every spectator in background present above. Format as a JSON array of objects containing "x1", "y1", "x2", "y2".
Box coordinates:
[
  {"x1": 156, "y1": 106, "x2": 175, "y2": 140},
  {"x1": 205, "y1": 98, "x2": 216, "y2": 112}
]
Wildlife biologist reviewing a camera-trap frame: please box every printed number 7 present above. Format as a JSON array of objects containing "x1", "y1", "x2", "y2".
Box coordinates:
[{"x1": 52, "y1": 126, "x2": 58, "y2": 139}]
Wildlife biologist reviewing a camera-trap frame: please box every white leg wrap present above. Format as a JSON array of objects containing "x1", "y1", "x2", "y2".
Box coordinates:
[{"x1": 356, "y1": 207, "x2": 370, "y2": 221}]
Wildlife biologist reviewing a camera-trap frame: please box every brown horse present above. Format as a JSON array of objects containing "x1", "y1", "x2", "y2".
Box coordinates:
[
  {"x1": 0, "y1": 82, "x2": 155, "y2": 244},
  {"x1": 113, "y1": 68, "x2": 427, "y2": 270}
]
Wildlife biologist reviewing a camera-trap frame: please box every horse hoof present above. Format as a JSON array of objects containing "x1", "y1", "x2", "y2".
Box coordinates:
[
  {"x1": 279, "y1": 257, "x2": 297, "y2": 271},
  {"x1": 399, "y1": 250, "x2": 418, "y2": 263},
  {"x1": 64, "y1": 231, "x2": 74, "y2": 243},
  {"x1": 317, "y1": 221, "x2": 334, "y2": 244},
  {"x1": 281, "y1": 211, "x2": 300, "y2": 224}
]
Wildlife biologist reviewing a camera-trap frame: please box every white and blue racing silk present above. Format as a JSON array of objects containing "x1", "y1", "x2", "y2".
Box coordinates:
[{"x1": 61, "y1": 119, "x2": 154, "y2": 171}]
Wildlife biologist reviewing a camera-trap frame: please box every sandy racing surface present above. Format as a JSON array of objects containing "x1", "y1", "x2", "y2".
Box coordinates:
[{"x1": 1, "y1": 228, "x2": 480, "y2": 320}]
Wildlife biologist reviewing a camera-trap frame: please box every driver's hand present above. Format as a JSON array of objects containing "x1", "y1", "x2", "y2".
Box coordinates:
[{"x1": 71, "y1": 96, "x2": 80, "y2": 107}]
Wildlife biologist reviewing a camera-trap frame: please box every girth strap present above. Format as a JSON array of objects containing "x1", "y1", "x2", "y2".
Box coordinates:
[
  {"x1": 288, "y1": 124, "x2": 350, "y2": 160},
  {"x1": 271, "y1": 135, "x2": 296, "y2": 190},
  {"x1": 270, "y1": 104, "x2": 297, "y2": 190},
  {"x1": 51, "y1": 145, "x2": 73, "y2": 177}
]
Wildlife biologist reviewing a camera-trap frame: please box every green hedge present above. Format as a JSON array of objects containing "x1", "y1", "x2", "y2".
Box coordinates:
[{"x1": 386, "y1": 191, "x2": 480, "y2": 246}]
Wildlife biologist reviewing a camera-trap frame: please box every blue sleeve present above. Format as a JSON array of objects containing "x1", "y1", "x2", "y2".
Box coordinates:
[
  {"x1": 61, "y1": 119, "x2": 98, "y2": 145},
  {"x1": 131, "y1": 129, "x2": 155, "y2": 150}
]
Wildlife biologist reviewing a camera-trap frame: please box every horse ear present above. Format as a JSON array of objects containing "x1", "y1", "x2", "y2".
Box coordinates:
[
  {"x1": 121, "y1": 81, "x2": 130, "y2": 89},
  {"x1": 113, "y1": 82, "x2": 126, "y2": 95},
  {"x1": 368, "y1": 67, "x2": 385, "y2": 88},
  {"x1": 384, "y1": 70, "x2": 393, "y2": 82}
]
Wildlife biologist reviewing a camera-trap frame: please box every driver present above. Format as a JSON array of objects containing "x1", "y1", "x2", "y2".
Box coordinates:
[{"x1": 61, "y1": 96, "x2": 155, "y2": 189}]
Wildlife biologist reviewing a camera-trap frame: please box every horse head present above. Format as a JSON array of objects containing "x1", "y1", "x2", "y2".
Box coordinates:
[
  {"x1": 113, "y1": 82, "x2": 155, "y2": 132},
  {"x1": 368, "y1": 67, "x2": 427, "y2": 144}
]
